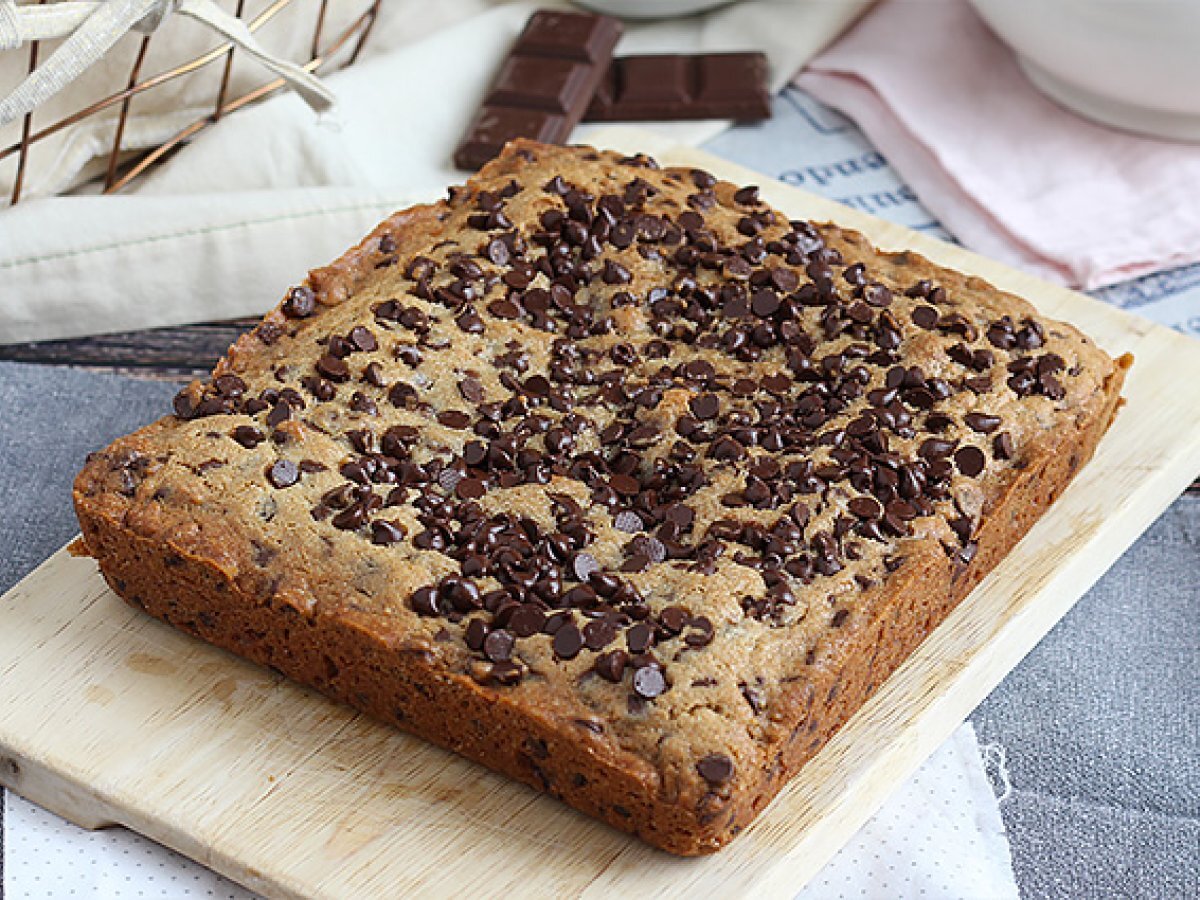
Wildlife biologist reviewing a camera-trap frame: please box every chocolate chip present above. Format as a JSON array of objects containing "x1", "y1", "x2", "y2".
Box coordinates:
[
  {"x1": 1016, "y1": 319, "x2": 1045, "y2": 349},
  {"x1": 709, "y1": 435, "x2": 746, "y2": 462},
  {"x1": 863, "y1": 283, "x2": 892, "y2": 307},
  {"x1": 622, "y1": 554, "x2": 650, "y2": 573},
  {"x1": 595, "y1": 649, "x2": 628, "y2": 682},
  {"x1": 332, "y1": 502, "x2": 371, "y2": 531},
  {"x1": 489, "y1": 661, "x2": 523, "y2": 686},
  {"x1": 632, "y1": 665, "x2": 666, "y2": 699},
  {"x1": 437, "y1": 410, "x2": 472, "y2": 429},
  {"x1": 751, "y1": 289, "x2": 780, "y2": 318},
  {"x1": 1040, "y1": 373, "x2": 1065, "y2": 400},
  {"x1": 465, "y1": 618, "x2": 489, "y2": 651},
  {"x1": 574, "y1": 553, "x2": 600, "y2": 581},
  {"x1": 848, "y1": 496, "x2": 882, "y2": 519},
  {"x1": 659, "y1": 606, "x2": 689, "y2": 634},
  {"x1": 690, "y1": 393, "x2": 721, "y2": 421},
  {"x1": 583, "y1": 619, "x2": 616, "y2": 651},
  {"x1": 347, "y1": 325, "x2": 377, "y2": 352},
  {"x1": 993, "y1": 432, "x2": 1015, "y2": 460},
  {"x1": 733, "y1": 185, "x2": 760, "y2": 205},
  {"x1": 488, "y1": 299, "x2": 520, "y2": 319},
  {"x1": 545, "y1": 427, "x2": 574, "y2": 454},
  {"x1": 680, "y1": 359, "x2": 716, "y2": 383},
  {"x1": 696, "y1": 753, "x2": 734, "y2": 784},
  {"x1": 349, "y1": 392, "x2": 378, "y2": 416},
  {"x1": 643, "y1": 537, "x2": 667, "y2": 564},
  {"x1": 554, "y1": 623, "x2": 584, "y2": 660},
  {"x1": 458, "y1": 377, "x2": 484, "y2": 403},
  {"x1": 964, "y1": 412, "x2": 1002, "y2": 433},
  {"x1": 316, "y1": 354, "x2": 350, "y2": 382},
  {"x1": 455, "y1": 308, "x2": 485, "y2": 334},
  {"x1": 484, "y1": 629, "x2": 515, "y2": 662},
  {"x1": 172, "y1": 389, "x2": 198, "y2": 420},
  {"x1": 370, "y1": 520, "x2": 406, "y2": 544},
  {"x1": 523, "y1": 374, "x2": 551, "y2": 398},
  {"x1": 627, "y1": 621, "x2": 654, "y2": 654},
  {"x1": 456, "y1": 477, "x2": 486, "y2": 500},
  {"x1": 485, "y1": 238, "x2": 510, "y2": 266},
  {"x1": 911, "y1": 305, "x2": 939, "y2": 329},
  {"x1": 761, "y1": 373, "x2": 791, "y2": 394},
  {"x1": 441, "y1": 577, "x2": 478, "y2": 615},
  {"x1": 212, "y1": 375, "x2": 246, "y2": 398},
  {"x1": 507, "y1": 605, "x2": 544, "y2": 638},
  {"x1": 685, "y1": 616, "x2": 714, "y2": 647},
  {"x1": 614, "y1": 510, "x2": 644, "y2": 533},
  {"x1": 609, "y1": 473, "x2": 640, "y2": 496},
  {"x1": 771, "y1": 268, "x2": 800, "y2": 293},
  {"x1": 955, "y1": 445, "x2": 987, "y2": 477},
  {"x1": 919, "y1": 438, "x2": 956, "y2": 459},
  {"x1": 541, "y1": 610, "x2": 570, "y2": 635},
  {"x1": 949, "y1": 516, "x2": 973, "y2": 543},
  {"x1": 266, "y1": 459, "x2": 299, "y2": 489},
  {"x1": 411, "y1": 586, "x2": 440, "y2": 616},
  {"x1": 602, "y1": 259, "x2": 632, "y2": 285},
  {"x1": 231, "y1": 425, "x2": 264, "y2": 448},
  {"x1": 437, "y1": 468, "x2": 464, "y2": 493},
  {"x1": 463, "y1": 440, "x2": 488, "y2": 466},
  {"x1": 281, "y1": 285, "x2": 316, "y2": 318}
]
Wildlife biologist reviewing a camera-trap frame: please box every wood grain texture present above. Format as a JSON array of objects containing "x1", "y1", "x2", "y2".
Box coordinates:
[
  {"x1": 0, "y1": 318, "x2": 258, "y2": 382},
  {"x1": 2, "y1": 137, "x2": 1199, "y2": 898}
]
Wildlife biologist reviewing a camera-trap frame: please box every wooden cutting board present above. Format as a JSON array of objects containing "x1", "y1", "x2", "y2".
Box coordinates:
[{"x1": 2, "y1": 137, "x2": 1199, "y2": 899}]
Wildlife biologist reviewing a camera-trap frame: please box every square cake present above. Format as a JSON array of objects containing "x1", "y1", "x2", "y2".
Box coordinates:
[{"x1": 74, "y1": 141, "x2": 1129, "y2": 854}]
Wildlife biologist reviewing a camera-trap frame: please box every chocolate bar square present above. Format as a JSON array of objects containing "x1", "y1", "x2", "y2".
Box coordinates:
[
  {"x1": 697, "y1": 53, "x2": 769, "y2": 104},
  {"x1": 456, "y1": 107, "x2": 566, "y2": 171},
  {"x1": 454, "y1": 10, "x2": 623, "y2": 169},
  {"x1": 584, "y1": 52, "x2": 771, "y2": 123},
  {"x1": 518, "y1": 10, "x2": 620, "y2": 62},
  {"x1": 487, "y1": 56, "x2": 595, "y2": 115}
]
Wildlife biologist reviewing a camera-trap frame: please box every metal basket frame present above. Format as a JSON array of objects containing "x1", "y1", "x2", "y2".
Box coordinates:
[{"x1": 2, "y1": 0, "x2": 382, "y2": 204}]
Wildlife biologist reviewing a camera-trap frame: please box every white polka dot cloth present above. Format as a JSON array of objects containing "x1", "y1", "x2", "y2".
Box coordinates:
[
  {"x1": 799, "y1": 723, "x2": 1018, "y2": 899},
  {"x1": 2, "y1": 722, "x2": 1017, "y2": 898}
]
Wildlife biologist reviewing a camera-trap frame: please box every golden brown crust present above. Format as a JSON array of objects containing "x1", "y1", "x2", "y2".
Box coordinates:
[{"x1": 74, "y1": 141, "x2": 1129, "y2": 855}]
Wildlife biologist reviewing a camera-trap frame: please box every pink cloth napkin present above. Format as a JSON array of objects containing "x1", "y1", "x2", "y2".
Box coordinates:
[{"x1": 794, "y1": 0, "x2": 1200, "y2": 290}]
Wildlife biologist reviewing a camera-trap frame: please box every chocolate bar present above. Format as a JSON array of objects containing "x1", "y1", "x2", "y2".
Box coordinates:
[
  {"x1": 454, "y1": 10, "x2": 623, "y2": 170},
  {"x1": 584, "y1": 53, "x2": 771, "y2": 122}
]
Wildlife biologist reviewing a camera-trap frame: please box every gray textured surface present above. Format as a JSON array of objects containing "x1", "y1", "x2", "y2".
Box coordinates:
[
  {"x1": 973, "y1": 498, "x2": 1200, "y2": 899},
  {"x1": 0, "y1": 362, "x2": 176, "y2": 592},
  {"x1": 0, "y1": 359, "x2": 1196, "y2": 898}
]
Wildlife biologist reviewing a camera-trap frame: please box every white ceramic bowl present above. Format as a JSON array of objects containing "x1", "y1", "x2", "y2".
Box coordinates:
[
  {"x1": 573, "y1": 0, "x2": 740, "y2": 19},
  {"x1": 970, "y1": 0, "x2": 1200, "y2": 142}
]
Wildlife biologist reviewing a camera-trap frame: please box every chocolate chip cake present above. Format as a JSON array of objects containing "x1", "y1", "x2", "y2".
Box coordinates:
[{"x1": 74, "y1": 141, "x2": 1130, "y2": 856}]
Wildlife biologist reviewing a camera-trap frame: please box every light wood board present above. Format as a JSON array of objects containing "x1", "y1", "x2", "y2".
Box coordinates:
[{"x1": 2, "y1": 136, "x2": 1199, "y2": 899}]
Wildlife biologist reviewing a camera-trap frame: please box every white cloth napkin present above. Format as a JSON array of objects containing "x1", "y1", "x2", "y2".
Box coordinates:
[
  {"x1": 0, "y1": 0, "x2": 367, "y2": 200},
  {"x1": 0, "y1": 0, "x2": 513, "y2": 201},
  {"x1": 0, "y1": 0, "x2": 869, "y2": 344},
  {"x1": 3, "y1": 723, "x2": 1017, "y2": 899},
  {"x1": 794, "y1": 0, "x2": 1200, "y2": 290}
]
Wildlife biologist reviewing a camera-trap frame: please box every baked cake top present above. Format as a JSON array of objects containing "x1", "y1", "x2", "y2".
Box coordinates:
[{"x1": 77, "y1": 141, "x2": 1115, "y2": 805}]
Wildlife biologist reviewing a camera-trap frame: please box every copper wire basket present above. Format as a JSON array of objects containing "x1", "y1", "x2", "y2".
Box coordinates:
[{"x1": 2, "y1": 0, "x2": 382, "y2": 205}]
